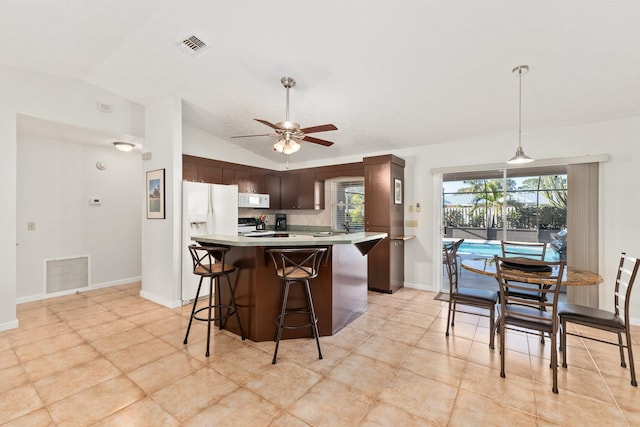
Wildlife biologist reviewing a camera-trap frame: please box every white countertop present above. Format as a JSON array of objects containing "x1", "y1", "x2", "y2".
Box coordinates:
[{"x1": 193, "y1": 231, "x2": 387, "y2": 247}]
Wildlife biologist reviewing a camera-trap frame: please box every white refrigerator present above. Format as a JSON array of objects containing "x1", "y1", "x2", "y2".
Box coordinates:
[{"x1": 181, "y1": 181, "x2": 238, "y2": 303}]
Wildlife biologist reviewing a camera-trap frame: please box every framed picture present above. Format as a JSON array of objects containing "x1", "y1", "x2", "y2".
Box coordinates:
[
  {"x1": 146, "y1": 169, "x2": 165, "y2": 219},
  {"x1": 394, "y1": 178, "x2": 403, "y2": 205}
]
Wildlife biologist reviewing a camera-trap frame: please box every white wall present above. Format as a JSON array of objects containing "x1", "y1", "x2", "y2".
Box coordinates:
[
  {"x1": 16, "y1": 133, "x2": 141, "y2": 301},
  {"x1": 0, "y1": 65, "x2": 144, "y2": 331}
]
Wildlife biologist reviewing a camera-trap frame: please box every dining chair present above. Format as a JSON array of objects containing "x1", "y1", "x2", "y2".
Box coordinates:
[
  {"x1": 501, "y1": 241, "x2": 547, "y2": 260},
  {"x1": 442, "y1": 238, "x2": 464, "y2": 277},
  {"x1": 444, "y1": 244, "x2": 498, "y2": 349},
  {"x1": 501, "y1": 240, "x2": 549, "y2": 339},
  {"x1": 558, "y1": 253, "x2": 640, "y2": 386},
  {"x1": 494, "y1": 255, "x2": 565, "y2": 393}
]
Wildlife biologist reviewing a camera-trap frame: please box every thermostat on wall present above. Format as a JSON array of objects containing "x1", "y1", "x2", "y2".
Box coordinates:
[{"x1": 90, "y1": 197, "x2": 102, "y2": 205}]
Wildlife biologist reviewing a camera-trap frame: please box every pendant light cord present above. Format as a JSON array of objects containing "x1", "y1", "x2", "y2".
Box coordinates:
[{"x1": 518, "y1": 67, "x2": 523, "y2": 149}]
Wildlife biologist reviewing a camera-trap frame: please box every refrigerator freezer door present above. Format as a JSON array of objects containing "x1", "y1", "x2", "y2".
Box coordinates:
[{"x1": 181, "y1": 182, "x2": 238, "y2": 303}]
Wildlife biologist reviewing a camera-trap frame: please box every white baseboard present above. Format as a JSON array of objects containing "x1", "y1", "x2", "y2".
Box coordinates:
[
  {"x1": 0, "y1": 319, "x2": 19, "y2": 332},
  {"x1": 139, "y1": 290, "x2": 182, "y2": 309},
  {"x1": 16, "y1": 276, "x2": 142, "y2": 304},
  {"x1": 404, "y1": 281, "x2": 437, "y2": 292}
]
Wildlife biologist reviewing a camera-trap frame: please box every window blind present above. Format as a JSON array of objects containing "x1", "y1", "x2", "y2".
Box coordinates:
[{"x1": 332, "y1": 180, "x2": 365, "y2": 231}]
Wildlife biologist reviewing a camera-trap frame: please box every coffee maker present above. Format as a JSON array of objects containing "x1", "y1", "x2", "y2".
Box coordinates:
[{"x1": 275, "y1": 213, "x2": 287, "y2": 231}]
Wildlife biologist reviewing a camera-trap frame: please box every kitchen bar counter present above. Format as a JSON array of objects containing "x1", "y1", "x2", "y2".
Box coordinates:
[{"x1": 193, "y1": 232, "x2": 386, "y2": 341}]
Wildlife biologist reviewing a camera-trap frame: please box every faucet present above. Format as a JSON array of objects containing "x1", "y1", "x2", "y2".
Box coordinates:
[{"x1": 343, "y1": 221, "x2": 350, "y2": 234}]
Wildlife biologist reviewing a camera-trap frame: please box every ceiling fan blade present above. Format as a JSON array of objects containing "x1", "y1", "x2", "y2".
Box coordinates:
[
  {"x1": 302, "y1": 135, "x2": 334, "y2": 147},
  {"x1": 254, "y1": 119, "x2": 281, "y2": 130},
  {"x1": 299, "y1": 124, "x2": 338, "y2": 134},
  {"x1": 230, "y1": 133, "x2": 275, "y2": 138}
]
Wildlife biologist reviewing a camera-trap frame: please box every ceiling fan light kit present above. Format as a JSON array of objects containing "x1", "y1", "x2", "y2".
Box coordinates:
[
  {"x1": 113, "y1": 141, "x2": 135, "y2": 152},
  {"x1": 507, "y1": 65, "x2": 534, "y2": 164},
  {"x1": 231, "y1": 76, "x2": 338, "y2": 155}
]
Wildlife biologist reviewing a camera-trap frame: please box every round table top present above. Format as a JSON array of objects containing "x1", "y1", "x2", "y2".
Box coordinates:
[{"x1": 461, "y1": 257, "x2": 603, "y2": 287}]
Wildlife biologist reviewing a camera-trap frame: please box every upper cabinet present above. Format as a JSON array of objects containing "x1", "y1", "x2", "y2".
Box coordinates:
[
  {"x1": 280, "y1": 173, "x2": 322, "y2": 210},
  {"x1": 364, "y1": 155, "x2": 405, "y2": 229}
]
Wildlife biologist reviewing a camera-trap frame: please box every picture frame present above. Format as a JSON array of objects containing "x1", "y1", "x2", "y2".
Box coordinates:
[
  {"x1": 146, "y1": 169, "x2": 165, "y2": 219},
  {"x1": 394, "y1": 178, "x2": 403, "y2": 205}
]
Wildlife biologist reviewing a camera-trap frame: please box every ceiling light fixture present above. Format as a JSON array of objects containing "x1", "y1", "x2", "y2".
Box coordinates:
[
  {"x1": 113, "y1": 141, "x2": 135, "y2": 152},
  {"x1": 273, "y1": 134, "x2": 301, "y2": 155},
  {"x1": 507, "y1": 65, "x2": 534, "y2": 164}
]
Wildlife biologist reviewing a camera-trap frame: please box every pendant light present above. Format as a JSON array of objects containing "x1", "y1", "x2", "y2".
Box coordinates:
[{"x1": 507, "y1": 65, "x2": 534, "y2": 164}]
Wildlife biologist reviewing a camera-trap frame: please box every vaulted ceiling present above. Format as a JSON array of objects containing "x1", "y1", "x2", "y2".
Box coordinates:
[{"x1": 3, "y1": 1, "x2": 640, "y2": 163}]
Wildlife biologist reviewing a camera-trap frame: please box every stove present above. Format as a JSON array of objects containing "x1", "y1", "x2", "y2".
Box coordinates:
[{"x1": 238, "y1": 217, "x2": 259, "y2": 235}]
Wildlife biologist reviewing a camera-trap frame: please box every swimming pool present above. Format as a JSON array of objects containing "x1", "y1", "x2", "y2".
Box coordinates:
[{"x1": 454, "y1": 240, "x2": 560, "y2": 261}]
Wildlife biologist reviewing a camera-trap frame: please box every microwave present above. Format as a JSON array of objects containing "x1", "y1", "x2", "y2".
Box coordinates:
[{"x1": 238, "y1": 193, "x2": 270, "y2": 208}]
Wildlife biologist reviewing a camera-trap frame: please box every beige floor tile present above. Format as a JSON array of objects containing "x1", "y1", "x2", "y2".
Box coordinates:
[
  {"x1": 283, "y1": 341, "x2": 351, "y2": 376},
  {"x1": 459, "y1": 361, "x2": 536, "y2": 414},
  {"x1": 22, "y1": 343, "x2": 100, "y2": 382},
  {"x1": 142, "y1": 313, "x2": 191, "y2": 337},
  {"x1": 267, "y1": 412, "x2": 313, "y2": 426},
  {"x1": 320, "y1": 326, "x2": 370, "y2": 351},
  {"x1": 0, "y1": 384, "x2": 44, "y2": 424},
  {"x1": 152, "y1": 367, "x2": 238, "y2": 422},
  {"x1": 0, "y1": 407, "x2": 54, "y2": 427},
  {"x1": 389, "y1": 308, "x2": 435, "y2": 328},
  {"x1": 289, "y1": 378, "x2": 373, "y2": 426},
  {"x1": 34, "y1": 357, "x2": 121, "y2": 404},
  {"x1": 354, "y1": 334, "x2": 412, "y2": 368},
  {"x1": 347, "y1": 313, "x2": 387, "y2": 334},
  {"x1": 401, "y1": 346, "x2": 467, "y2": 387},
  {"x1": 533, "y1": 381, "x2": 628, "y2": 425},
  {"x1": 245, "y1": 359, "x2": 322, "y2": 408},
  {"x1": 378, "y1": 369, "x2": 458, "y2": 425},
  {"x1": 326, "y1": 353, "x2": 395, "y2": 399},
  {"x1": 10, "y1": 322, "x2": 74, "y2": 348},
  {"x1": 75, "y1": 318, "x2": 136, "y2": 342},
  {"x1": 94, "y1": 397, "x2": 179, "y2": 427},
  {"x1": 360, "y1": 401, "x2": 437, "y2": 426},
  {"x1": 0, "y1": 349, "x2": 19, "y2": 369},
  {"x1": 372, "y1": 319, "x2": 426, "y2": 346},
  {"x1": 449, "y1": 389, "x2": 538, "y2": 426},
  {"x1": 210, "y1": 345, "x2": 274, "y2": 385},
  {"x1": 182, "y1": 387, "x2": 281, "y2": 427},
  {"x1": 365, "y1": 302, "x2": 400, "y2": 320},
  {"x1": 416, "y1": 329, "x2": 473, "y2": 360},
  {"x1": 65, "y1": 310, "x2": 120, "y2": 331},
  {"x1": 126, "y1": 350, "x2": 202, "y2": 394},
  {"x1": 111, "y1": 300, "x2": 162, "y2": 318},
  {"x1": 104, "y1": 337, "x2": 177, "y2": 372},
  {"x1": 0, "y1": 364, "x2": 30, "y2": 394},
  {"x1": 90, "y1": 327, "x2": 155, "y2": 354},
  {"x1": 47, "y1": 375, "x2": 145, "y2": 427},
  {"x1": 14, "y1": 331, "x2": 85, "y2": 363}
]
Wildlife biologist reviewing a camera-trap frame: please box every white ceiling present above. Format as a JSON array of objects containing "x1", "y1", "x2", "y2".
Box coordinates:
[{"x1": 3, "y1": 1, "x2": 640, "y2": 163}]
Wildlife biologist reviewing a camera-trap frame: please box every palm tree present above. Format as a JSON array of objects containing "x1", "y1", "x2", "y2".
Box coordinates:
[{"x1": 459, "y1": 179, "x2": 515, "y2": 228}]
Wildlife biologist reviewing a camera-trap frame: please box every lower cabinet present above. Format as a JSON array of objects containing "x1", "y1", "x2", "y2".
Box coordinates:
[{"x1": 366, "y1": 226, "x2": 404, "y2": 293}]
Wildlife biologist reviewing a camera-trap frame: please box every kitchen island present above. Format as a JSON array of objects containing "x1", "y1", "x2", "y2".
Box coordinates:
[{"x1": 193, "y1": 231, "x2": 386, "y2": 341}]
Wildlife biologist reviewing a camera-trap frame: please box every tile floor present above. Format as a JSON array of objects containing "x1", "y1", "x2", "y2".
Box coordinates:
[{"x1": 1, "y1": 282, "x2": 639, "y2": 426}]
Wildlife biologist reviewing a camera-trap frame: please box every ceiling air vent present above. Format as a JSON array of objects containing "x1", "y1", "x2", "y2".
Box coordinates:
[{"x1": 177, "y1": 35, "x2": 208, "y2": 56}]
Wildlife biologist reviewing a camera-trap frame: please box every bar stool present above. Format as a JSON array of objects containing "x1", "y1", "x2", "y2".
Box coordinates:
[
  {"x1": 266, "y1": 247, "x2": 327, "y2": 364},
  {"x1": 184, "y1": 244, "x2": 245, "y2": 357}
]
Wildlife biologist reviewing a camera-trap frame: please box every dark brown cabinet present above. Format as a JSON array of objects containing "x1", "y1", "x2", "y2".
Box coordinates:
[
  {"x1": 364, "y1": 155, "x2": 405, "y2": 293},
  {"x1": 266, "y1": 174, "x2": 281, "y2": 209},
  {"x1": 280, "y1": 173, "x2": 323, "y2": 210}
]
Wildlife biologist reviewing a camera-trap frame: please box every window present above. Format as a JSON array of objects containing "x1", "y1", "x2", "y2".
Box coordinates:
[{"x1": 332, "y1": 179, "x2": 365, "y2": 232}]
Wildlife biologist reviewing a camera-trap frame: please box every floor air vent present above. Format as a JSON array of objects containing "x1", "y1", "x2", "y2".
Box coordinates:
[{"x1": 45, "y1": 255, "x2": 89, "y2": 293}]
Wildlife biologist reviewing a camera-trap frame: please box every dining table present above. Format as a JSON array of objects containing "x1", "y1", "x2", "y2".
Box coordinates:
[{"x1": 461, "y1": 257, "x2": 604, "y2": 306}]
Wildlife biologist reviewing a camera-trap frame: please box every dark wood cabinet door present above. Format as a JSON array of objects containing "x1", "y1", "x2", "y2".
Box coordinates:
[
  {"x1": 280, "y1": 174, "x2": 296, "y2": 209},
  {"x1": 234, "y1": 169, "x2": 252, "y2": 193},
  {"x1": 222, "y1": 168, "x2": 235, "y2": 185},
  {"x1": 183, "y1": 160, "x2": 197, "y2": 181},
  {"x1": 251, "y1": 172, "x2": 266, "y2": 193},
  {"x1": 266, "y1": 174, "x2": 281, "y2": 209},
  {"x1": 297, "y1": 173, "x2": 316, "y2": 209},
  {"x1": 366, "y1": 226, "x2": 392, "y2": 292},
  {"x1": 364, "y1": 163, "x2": 391, "y2": 227},
  {"x1": 389, "y1": 238, "x2": 404, "y2": 291},
  {"x1": 196, "y1": 164, "x2": 223, "y2": 184}
]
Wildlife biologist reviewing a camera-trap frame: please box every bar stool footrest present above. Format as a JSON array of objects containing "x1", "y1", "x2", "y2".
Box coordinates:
[{"x1": 192, "y1": 304, "x2": 236, "y2": 323}]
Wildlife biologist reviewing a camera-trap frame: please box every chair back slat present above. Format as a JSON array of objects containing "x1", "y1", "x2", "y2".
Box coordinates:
[
  {"x1": 501, "y1": 241, "x2": 547, "y2": 261},
  {"x1": 266, "y1": 248, "x2": 328, "y2": 280},
  {"x1": 614, "y1": 253, "x2": 640, "y2": 320},
  {"x1": 442, "y1": 245, "x2": 459, "y2": 292}
]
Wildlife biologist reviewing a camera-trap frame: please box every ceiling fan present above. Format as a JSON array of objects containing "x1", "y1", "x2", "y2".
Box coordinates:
[{"x1": 231, "y1": 76, "x2": 337, "y2": 155}]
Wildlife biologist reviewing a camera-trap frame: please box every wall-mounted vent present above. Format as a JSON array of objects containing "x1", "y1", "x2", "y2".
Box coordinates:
[
  {"x1": 45, "y1": 255, "x2": 89, "y2": 294},
  {"x1": 177, "y1": 35, "x2": 208, "y2": 56}
]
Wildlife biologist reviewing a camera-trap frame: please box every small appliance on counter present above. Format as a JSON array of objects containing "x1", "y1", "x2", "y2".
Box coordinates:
[{"x1": 275, "y1": 213, "x2": 287, "y2": 231}]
